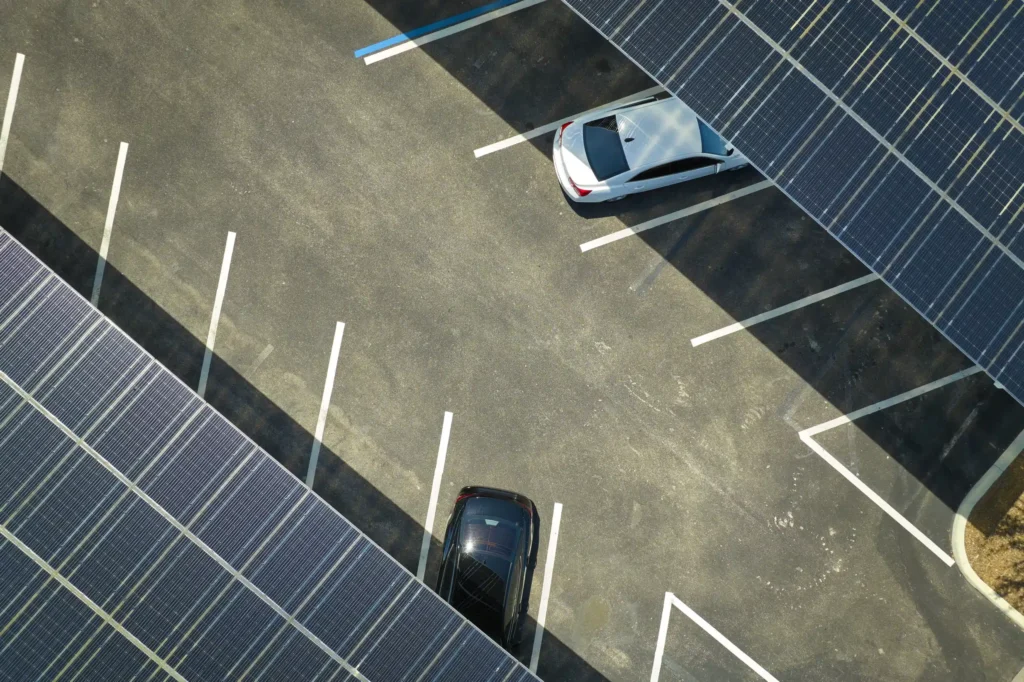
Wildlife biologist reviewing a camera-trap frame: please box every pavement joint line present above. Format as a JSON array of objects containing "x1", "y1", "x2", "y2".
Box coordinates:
[
  {"x1": 690, "y1": 273, "x2": 881, "y2": 346},
  {"x1": 473, "y1": 86, "x2": 663, "y2": 158},
  {"x1": 363, "y1": 0, "x2": 545, "y2": 65},
  {"x1": 650, "y1": 592, "x2": 779, "y2": 682},
  {"x1": 197, "y1": 231, "x2": 236, "y2": 398},
  {"x1": 578, "y1": 180, "x2": 773, "y2": 252},
  {"x1": 951, "y1": 428, "x2": 1024, "y2": 632},
  {"x1": 305, "y1": 321, "x2": 346, "y2": 488},
  {"x1": 796, "y1": 367, "x2": 985, "y2": 567},
  {"x1": 529, "y1": 501, "x2": 562, "y2": 673},
  {"x1": 0, "y1": 53, "x2": 24, "y2": 175},
  {"x1": 354, "y1": 0, "x2": 526, "y2": 58},
  {"x1": 417, "y1": 411, "x2": 453, "y2": 582},
  {"x1": 246, "y1": 343, "x2": 275, "y2": 376},
  {"x1": 90, "y1": 141, "x2": 129, "y2": 306}
]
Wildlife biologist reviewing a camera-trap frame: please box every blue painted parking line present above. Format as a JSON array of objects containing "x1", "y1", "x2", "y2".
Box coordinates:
[{"x1": 354, "y1": 0, "x2": 523, "y2": 58}]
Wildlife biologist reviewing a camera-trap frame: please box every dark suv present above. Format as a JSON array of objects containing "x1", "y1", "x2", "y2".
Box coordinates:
[{"x1": 435, "y1": 486, "x2": 540, "y2": 649}]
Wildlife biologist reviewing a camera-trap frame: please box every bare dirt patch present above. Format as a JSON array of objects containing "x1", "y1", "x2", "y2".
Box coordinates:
[{"x1": 966, "y1": 454, "x2": 1024, "y2": 613}]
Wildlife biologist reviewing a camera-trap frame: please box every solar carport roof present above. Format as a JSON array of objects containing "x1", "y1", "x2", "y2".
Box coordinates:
[
  {"x1": 562, "y1": 0, "x2": 1024, "y2": 406},
  {"x1": 0, "y1": 229, "x2": 537, "y2": 681}
]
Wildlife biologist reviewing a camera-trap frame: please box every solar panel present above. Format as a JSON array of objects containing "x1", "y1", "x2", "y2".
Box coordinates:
[
  {"x1": 562, "y1": 0, "x2": 1024, "y2": 406},
  {"x1": 0, "y1": 229, "x2": 537, "y2": 681}
]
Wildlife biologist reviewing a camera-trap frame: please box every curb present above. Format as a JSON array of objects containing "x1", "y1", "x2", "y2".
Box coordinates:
[{"x1": 951, "y1": 429, "x2": 1024, "y2": 632}]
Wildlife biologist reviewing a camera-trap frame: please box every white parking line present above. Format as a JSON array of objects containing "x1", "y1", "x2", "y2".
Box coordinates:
[
  {"x1": 197, "y1": 231, "x2": 237, "y2": 399},
  {"x1": 0, "y1": 53, "x2": 25, "y2": 175},
  {"x1": 529, "y1": 501, "x2": 562, "y2": 673},
  {"x1": 473, "y1": 86, "x2": 663, "y2": 158},
  {"x1": 651, "y1": 592, "x2": 778, "y2": 682},
  {"x1": 579, "y1": 180, "x2": 773, "y2": 252},
  {"x1": 690, "y1": 273, "x2": 881, "y2": 346},
  {"x1": 246, "y1": 343, "x2": 275, "y2": 376},
  {"x1": 417, "y1": 411, "x2": 453, "y2": 582},
  {"x1": 799, "y1": 366, "x2": 984, "y2": 567},
  {"x1": 90, "y1": 141, "x2": 129, "y2": 306},
  {"x1": 305, "y1": 321, "x2": 346, "y2": 488},
  {"x1": 364, "y1": 0, "x2": 546, "y2": 65}
]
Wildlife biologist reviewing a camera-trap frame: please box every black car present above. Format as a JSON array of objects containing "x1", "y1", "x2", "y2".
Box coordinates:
[{"x1": 435, "y1": 486, "x2": 540, "y2": 649}]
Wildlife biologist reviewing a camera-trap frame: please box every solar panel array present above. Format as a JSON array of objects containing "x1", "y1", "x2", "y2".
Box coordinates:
[
  {"x1": 562, "y1": 0, "x2": 1024, "y2": 406},
  {"x1": 0, "y1": 229, "x2": 536, "y2": 681}
]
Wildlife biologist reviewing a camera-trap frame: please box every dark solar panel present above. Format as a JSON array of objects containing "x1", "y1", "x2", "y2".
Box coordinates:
[
  {"x1": 0, "y1": 230, "x2": 536, "y2": 681},
  {"x1": 562, "y1": 0, "x2": 1024, "y2": 405}
]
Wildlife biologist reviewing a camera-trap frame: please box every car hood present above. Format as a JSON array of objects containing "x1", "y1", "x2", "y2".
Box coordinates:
[{"x1": 559, "y1": 123, "x2": 599, "y2": 186}]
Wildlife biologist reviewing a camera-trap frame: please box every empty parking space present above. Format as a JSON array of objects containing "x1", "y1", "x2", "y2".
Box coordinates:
[{"x1": 3, "y1": 2, "x2": 1024, "y2": 681}]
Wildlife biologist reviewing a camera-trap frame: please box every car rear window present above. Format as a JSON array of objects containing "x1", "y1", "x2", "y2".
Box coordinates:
[
  {"x1": 461, "y1": 516, "x2": 518, "y2": 559},
  {"x1": 698, "y1": 120, "x2": 728, "y2": 156},
  {"x1": 583, "y1": 116, "x2": 630, "y2": 181}
]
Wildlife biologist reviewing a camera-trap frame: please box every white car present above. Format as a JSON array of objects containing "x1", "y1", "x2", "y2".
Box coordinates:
[{"x1": 552, "y1": 96, "x2": 749, "y2": 203}]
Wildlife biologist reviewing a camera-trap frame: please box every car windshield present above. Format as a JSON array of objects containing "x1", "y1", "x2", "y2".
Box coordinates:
[
  {"x1": 461, "y1": 514, "x2": 519, "y2": 559},
  {"x1": 583, "y1": 116, "x2": 630, "y2": 181},
  {"x1": 698, "y1": 120, "x2": 728, "y2": 156}
]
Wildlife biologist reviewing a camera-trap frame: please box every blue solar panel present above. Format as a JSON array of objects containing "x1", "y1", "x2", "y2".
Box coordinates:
[
  {"x1": 562, "y1": 0, "x2": 1024, "y2": 408},
  {"x1": 0, "y1": 229, "x2": 537, "y2": 681}
]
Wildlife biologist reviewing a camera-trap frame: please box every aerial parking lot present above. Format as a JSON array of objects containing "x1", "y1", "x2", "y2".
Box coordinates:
[{"x1": 2, "y1": 1, "x2": 1024, "y2": 681}]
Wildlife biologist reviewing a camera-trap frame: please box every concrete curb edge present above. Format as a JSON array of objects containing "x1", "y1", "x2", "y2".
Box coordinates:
[{"x1": 951, "y1": 429, "x2": 1024, "y2": 632}]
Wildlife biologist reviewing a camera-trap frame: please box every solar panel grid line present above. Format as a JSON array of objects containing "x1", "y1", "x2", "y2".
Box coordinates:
[
  {"x1": 236, "y1": 536, "x2": 359, "y2": 682},
  {"x1": 0, "y1": 272, "x2": 52, "y2": 335},
  {"x1": 0, "y1": 373, "x2": 370, "y2": 682},
  {"x1": 716, "y1": 0, "x2": 1024, "y2": 274},
  {"x1": 967, "y1": 4, "x2": 1024, "y2": 86},
  {"x1": 719, "y1": 0, "x2": 846, "y2": 133},
  {"x1": 0, "y1": 230, "x2": 542, "y2": 680},
  {"x1": 870, "y1": 0, "x2": 1024, "y2": 135},
  {"x1": 152, "y1": 494, "x2": 313, "y2": 680},
  {"x1": 0, "y1": 528, "x2": 186, "y2": 681}
]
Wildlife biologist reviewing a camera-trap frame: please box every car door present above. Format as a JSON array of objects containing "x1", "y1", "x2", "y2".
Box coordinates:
[{"x1": 627, "y1": 156, "x2": 720, "y2": 193}]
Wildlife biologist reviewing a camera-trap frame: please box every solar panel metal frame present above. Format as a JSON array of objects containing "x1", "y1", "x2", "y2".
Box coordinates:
[{"x1": 0, "y1": 229, "x2": 538, "y2": 682}]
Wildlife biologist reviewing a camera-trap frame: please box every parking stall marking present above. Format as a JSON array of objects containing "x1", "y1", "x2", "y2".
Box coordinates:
[
  {"x1": 529, "y1": 501, "x2": 562, "y2": 674},
  {"x1": 690, "y1": 273, "x2": 881, "y2": 346},
  {"x1": 473, "y1": 86, "x2": 663, "y2": 158},
  {"x1": 197, "y1": 231, "x2": 237, "y2": 399},
  {"x1": 305, "y1": 321, "x2": 346, "y2": 488},
  {"x1": 578, "y1": 180, "x2": 774, "y2": 252},
  {"x1": 799, "y1": 366, "x2": 984, "y2": 567},
  {"x1": 417, "y1": 411, "x2": 454, "y2": 582},
  {"x1": 362, "y1": 0, "x2": 546, "y2": 65},
  {"x1": 90, "y1": 141, "x2": 129, "y2": 306},
  {"x1": 651, "y1": 592, "x2": 779, "y2": 682},
  {"x1": 0, "y1": 53, "x2": 24, "y2": 175}
]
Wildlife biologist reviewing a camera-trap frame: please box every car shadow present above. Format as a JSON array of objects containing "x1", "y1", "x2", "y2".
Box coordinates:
[{"x1": 0, "y1": 174, "x2": 605, "y2": 681}]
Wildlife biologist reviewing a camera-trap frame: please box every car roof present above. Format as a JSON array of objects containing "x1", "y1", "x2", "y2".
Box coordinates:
[{"x1": 614, "y1": 98, "x2": 702, "y2": 171}]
